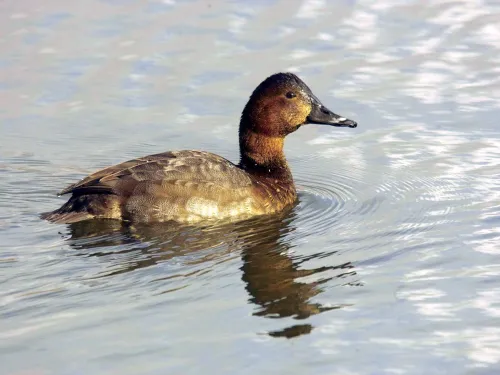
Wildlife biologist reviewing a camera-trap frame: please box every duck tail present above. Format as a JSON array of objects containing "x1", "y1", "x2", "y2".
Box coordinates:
[
  {"x1": 41, "y1": 195, "x2": 96, "y2": 224},
  {"x1": 40, "y1": 210, "x2": 93, "y2": 224}
]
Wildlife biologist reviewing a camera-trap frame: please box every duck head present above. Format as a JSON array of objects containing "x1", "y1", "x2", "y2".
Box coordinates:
[{"x1": 240, "y1": 72, "x2": 357, "y2": 138}]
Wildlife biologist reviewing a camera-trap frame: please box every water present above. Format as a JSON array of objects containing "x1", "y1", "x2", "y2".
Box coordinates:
[{"x1": 1, "y1": 0, "x2": 500, "y2": 373}]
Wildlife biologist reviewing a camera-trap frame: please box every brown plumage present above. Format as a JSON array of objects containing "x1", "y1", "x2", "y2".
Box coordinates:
[{"x1": 42, "y1": 72, "x2": 357, "y2": 224}]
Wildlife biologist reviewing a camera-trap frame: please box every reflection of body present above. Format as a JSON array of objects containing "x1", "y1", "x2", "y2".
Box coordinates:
[
  {"x1": 42, "y1": 73, "x2": 356, "y2": 224},
  {"x1": 67, "y1": 211, "x2": 358, "y2": 338}
]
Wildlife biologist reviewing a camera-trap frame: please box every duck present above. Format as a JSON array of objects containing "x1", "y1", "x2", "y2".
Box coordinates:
[{"x1": 41, "y1": 72, "x2": 357, "y2": 224}]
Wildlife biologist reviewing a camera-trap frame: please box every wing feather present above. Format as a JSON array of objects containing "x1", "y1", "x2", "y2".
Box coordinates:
[{"x1": 58, "y1": 150, "x2": 252, "y2": 197}]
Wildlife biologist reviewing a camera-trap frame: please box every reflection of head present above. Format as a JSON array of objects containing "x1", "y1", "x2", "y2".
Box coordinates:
[{"x1": 240, "y1": 212, "x2": 348, "y2": 337}]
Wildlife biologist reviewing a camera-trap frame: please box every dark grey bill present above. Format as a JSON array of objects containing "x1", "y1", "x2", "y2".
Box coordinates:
[{"x1": 306, "y1": 96, "x2": 357, "y2": 128}]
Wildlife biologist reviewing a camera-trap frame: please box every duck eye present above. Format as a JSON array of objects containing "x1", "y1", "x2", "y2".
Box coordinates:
[{"x1": 285, "y1": 91, "x2": 296, "y2": 99}]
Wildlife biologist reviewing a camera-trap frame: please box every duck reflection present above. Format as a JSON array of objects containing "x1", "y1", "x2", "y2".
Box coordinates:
[{"x1": 66, "y1": 211, "x2": 358, "y2": 338}]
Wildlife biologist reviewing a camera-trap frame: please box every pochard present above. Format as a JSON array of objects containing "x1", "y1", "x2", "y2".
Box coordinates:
[{"x1": 42, "y1": 72, "x2": 357, "y2": 224}]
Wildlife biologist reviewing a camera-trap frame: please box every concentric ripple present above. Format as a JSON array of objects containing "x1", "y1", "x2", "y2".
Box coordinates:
[
  {"x1": 292, "y1": 153, "x2": 476, "y2": 242},
  {"x1": 296, "y1": 168, "x2": 361, "y2": 236}
]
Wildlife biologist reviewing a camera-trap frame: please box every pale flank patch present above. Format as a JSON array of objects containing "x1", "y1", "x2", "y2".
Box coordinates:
[
  {"x1": 185, "y1": 196, "x2": 255, "y2": 220},
  {"x1": 222, "y1": 198, "x2": 254, "y2": 217},
  {"x1": 186, "y1": 197, "x2": 220, "y2": 218}
]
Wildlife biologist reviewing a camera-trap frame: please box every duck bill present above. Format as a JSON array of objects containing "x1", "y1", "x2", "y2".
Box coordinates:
[{"x1": 306, "y1": 99, "x2": 357, "y2": 128}]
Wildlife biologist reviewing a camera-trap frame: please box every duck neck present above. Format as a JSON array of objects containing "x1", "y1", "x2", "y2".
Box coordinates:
[{"x1": 239, "y1": 129, "x2": 292, "y2": 180}]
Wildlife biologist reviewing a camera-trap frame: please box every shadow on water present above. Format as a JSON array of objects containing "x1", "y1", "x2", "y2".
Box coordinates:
[{"x1": 66, "y1": 210, "x2": 359, "y2": 339}]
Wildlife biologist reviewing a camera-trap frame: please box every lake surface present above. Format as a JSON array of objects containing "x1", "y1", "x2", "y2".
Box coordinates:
[{"x1": 1, "y1": 0, "x2": 500, "y2": 374}]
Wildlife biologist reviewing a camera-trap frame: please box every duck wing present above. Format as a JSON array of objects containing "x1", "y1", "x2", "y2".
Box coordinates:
[{"x1": 59, "y1": 150, "x2": 252, "y2": 197}]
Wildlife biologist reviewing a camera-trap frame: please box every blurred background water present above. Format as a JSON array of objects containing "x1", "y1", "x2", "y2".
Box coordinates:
[{"x1": 1, "y1": 0, "x2": 500, "y2": 374}]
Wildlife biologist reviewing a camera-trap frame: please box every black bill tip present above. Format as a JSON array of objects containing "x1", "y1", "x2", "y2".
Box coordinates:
[
  {"x1": 341, "y1": 118, "x2": 357, "y2": 128},
  {"x1": 307, "y1": 104, "x2": 358, "y2": 128}
]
